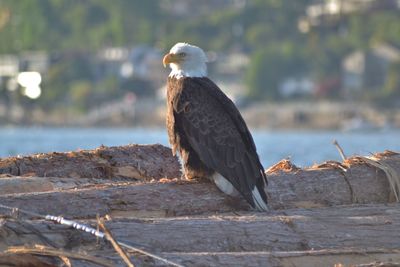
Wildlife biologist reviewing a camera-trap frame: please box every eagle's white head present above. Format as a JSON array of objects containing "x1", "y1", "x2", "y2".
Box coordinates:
[{"x1": 163, "y1": 42, "x2": 208, "y2": 78}]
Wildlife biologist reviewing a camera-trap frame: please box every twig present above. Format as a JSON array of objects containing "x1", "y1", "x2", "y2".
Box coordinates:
[
  {"x1": 0, "y1": 203, "x2": 184, "y2": 267},
  {"x1": 97, "y1": 216, "x2": 135, "y2": 267},
  {"x1": 59, "y1": 256, "x2": 72, "y2": 267},
  {"x1": 117, "y1": 240, "x2": 185, "y2": 267},
  {"x1": 5, "y1": 244, "x2": 114, "y2": 267},
  {"x1": 333, "y1": 139, "x2": 347, "y2": 161}
]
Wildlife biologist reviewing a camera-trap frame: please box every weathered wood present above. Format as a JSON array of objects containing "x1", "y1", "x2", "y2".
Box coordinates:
[
  {"x1": 1, "y1": 204, "x2": 400, "y2": 266},
  {"x1": 2, "y1": 245, "x2": 115, "y2": 267},
  {"x1": 108, "y1": 205, "x2": 400, "y2": 253},
  {"x1": 0, "y1": 144, "x2": 181, "y2": 180},
  {"x1": 5, "y1": 249, "x2": 399, "y2": 267},
  {"x1": 267, "y1": 152, "x2": 400, "y2": 209},
  {"x1": 156, "y1": 250, "x2": 400, "y2": 267},
  {"x1": 1, "y1": 147, "x2": 399, "y2": 213},
  {"x1": 1, "y1": 147, "x2": 400, "y2": 266},
  {"x1": 0, "y1": 176, "x2": 120, "y2": 195},
  {"x1": 0, "y1": 254, "x2": 57, "y2": 267},
  {"x1": 0, "y1": 179, "x2": 245, "y2": 218},
  {"x1": 0, "y1": 151, "x2": 399, "y2": 219},
  {"x1": 1, "y1": 249, "x2": 399, "y2": 267}
]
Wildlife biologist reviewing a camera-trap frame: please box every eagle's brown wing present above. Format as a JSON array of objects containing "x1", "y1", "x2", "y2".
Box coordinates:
[{"x1": 173, "y1": 77, "x2": 267, "y2": 207}]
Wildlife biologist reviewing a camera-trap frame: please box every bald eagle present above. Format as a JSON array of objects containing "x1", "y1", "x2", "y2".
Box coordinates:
[{"x1": 163, "y1": 43, "x2": 268, "y2": 211}]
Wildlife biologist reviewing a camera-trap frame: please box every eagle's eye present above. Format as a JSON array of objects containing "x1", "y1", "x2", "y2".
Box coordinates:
[{"x1": 178, "y1": 52, "x2": 186, "y2": 57}]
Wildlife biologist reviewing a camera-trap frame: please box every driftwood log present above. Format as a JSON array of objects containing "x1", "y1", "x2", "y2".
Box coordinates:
[
  {"x1": 1, "y1": 204, "x2": 400, "y2": 266},
  {"x1": 0, "y1": 145, "x2": 399, "y2": 266},
  {"x1": 0, "y1": 144, "x2": 181, "y2": 180}
]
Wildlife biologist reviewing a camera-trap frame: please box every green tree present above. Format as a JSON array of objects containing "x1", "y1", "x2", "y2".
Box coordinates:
[
  {"x1": 0, "y1": 0, "x2": 161, "y2": 53},
  {"x1": 383, "y1": 61, "x2": 400, "y2": 100},
  {"x1": 245, "y1": 43, "x2": 308, "y2": 100}
]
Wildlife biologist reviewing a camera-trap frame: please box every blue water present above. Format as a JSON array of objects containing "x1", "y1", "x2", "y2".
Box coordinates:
[{"x1": 0, "y1": 127, "x2": 399, "y2": 167}]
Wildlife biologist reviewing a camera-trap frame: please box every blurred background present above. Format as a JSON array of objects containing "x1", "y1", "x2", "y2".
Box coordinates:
[{"x1": 0, "y1": 0, "x2": 399, "y2": 166}]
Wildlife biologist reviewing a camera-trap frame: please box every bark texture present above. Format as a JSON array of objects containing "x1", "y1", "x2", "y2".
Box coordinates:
[
  {"x1": 1, "y1": 204, "x2": 399, "y2": 266},
  {"x1": 0, "y1": 144, "x2": 181, "y2": 180},
  {"x1": 0, "y1": 145, "x2": 399, "y2": 266}
]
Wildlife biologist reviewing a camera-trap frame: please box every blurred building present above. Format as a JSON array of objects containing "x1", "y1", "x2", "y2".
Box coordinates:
[
  {"x1": 19, "y1": 51, "x2": 49, "y2": 73},
  {"x1": 342, "y1": 43, "x2": 400, "y2": 92},
  {"x1": 208, "y1": 51, "x2": 248, "y2": 104},
  {"x1": 0, "y1": 52, "x2": 48, "y2": 87},
  {"x1": 0, "y1": 55, "x2": 18, "y2": 78},
  {"x1": 160, "y1": 0, "x2": 246, "y2": 17},
  {"x1": 279, "y1": 77, "x2": 314, "y2": 98},
  {"x1": 96, "y1": 47, "x2": 130, "y2": 79},
  {"x1": 96, "y1": 45, "x2": 165, "y2": 94},
  {"x1": 299, "y1": 0, "x2": 400, "y2": 32}
]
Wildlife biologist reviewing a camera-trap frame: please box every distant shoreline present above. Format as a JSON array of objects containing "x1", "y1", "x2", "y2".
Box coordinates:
[{"x1": 2, "y1": 100, "x2": 399, "y2": 131}]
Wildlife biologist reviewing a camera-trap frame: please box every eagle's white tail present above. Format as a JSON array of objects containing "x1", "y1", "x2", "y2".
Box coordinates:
[
  {"x1": 252, "y1": 186, "x2": 269, "y2": 211},
  {"x1": 211, "y1": 172, "x2": 269, "y2": 211},
  {"x1": 211, "y1": 172, "x2": 240, "y2": 196}
]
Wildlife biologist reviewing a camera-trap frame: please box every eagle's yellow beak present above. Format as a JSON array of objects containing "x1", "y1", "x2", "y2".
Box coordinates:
[{"x1": 163, "y1": 53, "x2": 183, "y2": 67}]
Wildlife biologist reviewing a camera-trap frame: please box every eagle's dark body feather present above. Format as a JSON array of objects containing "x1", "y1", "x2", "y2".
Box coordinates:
[{"x1": 166, "y1": 76, "x2": 268, "y2": 208}]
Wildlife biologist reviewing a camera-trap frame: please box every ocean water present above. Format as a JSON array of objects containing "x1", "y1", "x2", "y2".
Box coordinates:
[{"x1": 0, "y1": 127, "x2": 399, "y2": 167}]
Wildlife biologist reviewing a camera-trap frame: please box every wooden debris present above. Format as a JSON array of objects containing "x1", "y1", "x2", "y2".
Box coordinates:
[
  {"x1": 1, "y1": 204, "x2": 400, "y2": 266},
  {"x1": 0, "y1": 150, "x2": 399, "y2": 216},
  {"x1": 265, "y1": 158, "x2": 300, "y2": 173},
  {"x1": 98, "y1": 217, "x2": 135, "y2": 267},
  {"x1": 0, "y1": 145, "x2": 400, "y2": 266},
  {"x1": 0, "y1": 254, "x2": 57, "y2": 267},
  {"x1": 0, "y1": 144, "x2": 181, "y2": 180},
  {"x1": 3, "y1": 245, "x2": 114, "y2": 267}
]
